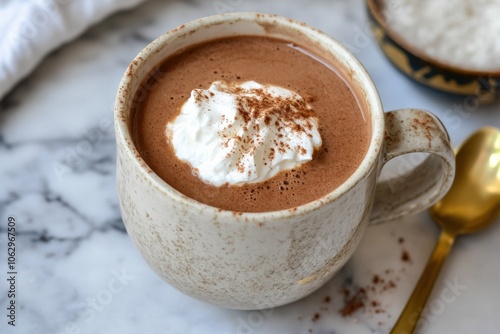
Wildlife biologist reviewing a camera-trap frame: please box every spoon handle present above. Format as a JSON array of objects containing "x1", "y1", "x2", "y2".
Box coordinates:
[{"x1": 390, "y1": 229, "x2": 455, "y2": 334}]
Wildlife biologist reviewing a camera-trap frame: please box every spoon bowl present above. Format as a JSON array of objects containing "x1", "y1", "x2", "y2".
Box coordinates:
[
  {"x1": 391, "y1": 127, "x2": 500, "y2": 334},
  {"x1": 431, "y1": 127, "x2": 500, "y2": 234}
]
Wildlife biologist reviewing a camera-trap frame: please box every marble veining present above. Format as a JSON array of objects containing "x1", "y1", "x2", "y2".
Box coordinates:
[{"x1": 1, "y1": 0, "x2": 500, "y2": 333}]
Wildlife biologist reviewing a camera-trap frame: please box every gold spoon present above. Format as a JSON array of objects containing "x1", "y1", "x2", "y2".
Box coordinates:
[{"x1": 391, "y1": 127, "x2": 500, "y2": 334}]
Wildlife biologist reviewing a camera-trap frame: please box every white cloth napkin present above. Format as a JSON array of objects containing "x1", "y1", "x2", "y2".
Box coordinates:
[{"x1": 0, "y1": 0, "x2": 147, "y2": 100}]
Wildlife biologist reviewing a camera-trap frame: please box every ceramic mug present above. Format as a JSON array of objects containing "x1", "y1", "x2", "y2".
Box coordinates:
[{"x1": 114, "y1": 12, "x2": 455, "y2": 310}]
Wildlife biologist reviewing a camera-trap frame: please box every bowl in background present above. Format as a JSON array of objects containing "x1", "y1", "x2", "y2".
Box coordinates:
[{"x1": 367, "y1": 0, "x2": 500, "y2": 103}]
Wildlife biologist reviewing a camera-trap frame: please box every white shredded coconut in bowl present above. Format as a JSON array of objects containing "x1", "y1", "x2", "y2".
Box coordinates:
[{"x1": 382, "y1": 0, "x2": 500, "y2": 71}]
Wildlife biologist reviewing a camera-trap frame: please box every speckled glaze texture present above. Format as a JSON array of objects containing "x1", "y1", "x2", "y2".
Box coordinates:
[
  {"x1": 370, "y1": 109, "x2": 455, "y2": 224},
  {"x1": 114, "y1": 13, "x2": 455, "y2": 310}
]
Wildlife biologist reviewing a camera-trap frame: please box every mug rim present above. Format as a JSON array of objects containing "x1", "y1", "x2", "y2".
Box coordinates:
[{"x1": 114, "y1": 12, "x2": 385, "y2": 219}]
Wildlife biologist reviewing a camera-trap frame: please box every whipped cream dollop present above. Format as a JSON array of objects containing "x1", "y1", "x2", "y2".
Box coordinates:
[{"x1": 166, "y1": 81, "x2": 322, "y2": 186}]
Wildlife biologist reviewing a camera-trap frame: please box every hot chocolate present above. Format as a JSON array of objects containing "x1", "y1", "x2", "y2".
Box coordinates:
[{"x1": 131, "y1": 36, "x2": 371, "y2": 212}]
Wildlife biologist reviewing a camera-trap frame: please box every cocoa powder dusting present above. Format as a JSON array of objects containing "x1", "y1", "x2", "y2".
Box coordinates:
[
  {"x1": 339, "y1": 287, "x2": 366, "y2": 317},
  {"x1": 402, "y1": 250, "x2": 411, "y2": 262},
  {"x1": 301, "y1": 239, "x2": 416, "y2": 331},
  {"x1": 337, "y1": 272, "x2": 399, "y2": 318},
  {"x1": 214, "y1": 82, "x2": 320, "y2": 171}
]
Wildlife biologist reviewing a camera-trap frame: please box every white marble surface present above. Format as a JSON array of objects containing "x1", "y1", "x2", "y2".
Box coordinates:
[{"x1": 1, "y1": 0, "x2": 500, "y2": 333}]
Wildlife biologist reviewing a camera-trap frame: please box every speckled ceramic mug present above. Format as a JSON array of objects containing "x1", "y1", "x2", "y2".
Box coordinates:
[{"x1": 114, "y1": 12, "x2": 455, "y2": 310}]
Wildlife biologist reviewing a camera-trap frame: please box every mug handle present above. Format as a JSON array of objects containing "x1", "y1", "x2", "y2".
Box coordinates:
[{"x1": 370, "y1": 109, "x2": 455, "y2": 224}]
